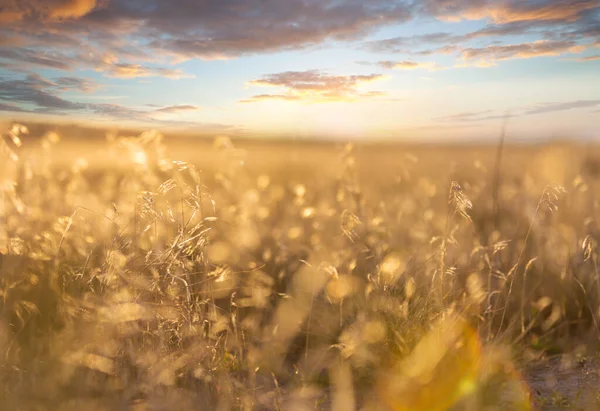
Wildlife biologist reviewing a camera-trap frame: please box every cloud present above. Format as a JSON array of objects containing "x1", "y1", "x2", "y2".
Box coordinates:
[
  {"x1": 142, "y1": 1, "x2": 412, "y2": 60},
  {"x1": 2, "y1": 0, "x2": 413, "y2": 64},
  {"x1": 239, "y1": 94, "x2": 303, "y2": 104},
  {"x1": 243, "y1": 70, "x2": 387, "y2": 103},
  {"x1": 363, "y1": 2, "x2": 599, "y2": 64},
  {"x1": 247, "y1": 71, "x2": 384, "y2": 91},
  {"x1": 89, "y1": 103, "x2": 203, "y2": 122},
  {"x1": 0, "y1": 48, "x2": 74, "y2": 70},
  {"x1": 99, "y1": 63, "x2": 195, "y2": 79},
  {"x1": 0, "y1": 47, "x2": 198, "y2": 81},
  {"x1": 54, "y1": 76, "x2": 98, "y2": 92},
  {"x1": 363, "y1": 21, "x2": 558, "y2": 55},
  {"x1": 86, "y1": 104, "x2": 235, "y2": 133},
  {"x1": 458, "y1": 40, "x2": 585, "y2": 66},
  {"x1": 0, "y1": 72, "x2": 214, "y2": 129},
  {"x1": 424, "y1": 0, "x2": 598, "y2": 24},
  {"x1": 1, "y1": 0, "x2": 597, "y2": 130},
  {"x1": 376, "y1": 60, "x2": 444, "y2": 70},
  {"x1": 89, "y1": 103, "x2": 147, "y2": 119},
  {"x1": 2, "y1": 0, "x2": 597, "y2": 85},
  {"x1": 0, "y1": 102, "x2": 29, "y2": 113},
  {"x1": 434, "y1": 100, "x2": 600, "y2": 123},
  {"x1": 0, "y1": 0, "x2": 98, "y2": 23},
  {"x1": 0, "y1": 74, "x2": 88, "y2": 111},
  {"x1": 0, "y1": 47, "x2": 195, "y2": 80},
  {"x1": 364, "y1": 32, "x2": 456, "y2": 53},
  {"x1": 154, "y1": 105, "x2": 200, "y2": 113},
  {"x1": 414, "y1": 45, "x2": 460, "y2": 56},
  {"x1": 367, "y1": 32, "x2": 596, "y2": 68},
  {"x1": 433, "y1": 110, "x2": 506, "y2": 122},
  {"x1": 361, "y1": 91, "x2": 389, "y2": 97},
  {"x1": 523, "y1": 100, "x2": 600, "y2": 115},
  {"x1": 567, "y1": 54, "x2": 600, "y2": 61},
  {"x1": 46, "y1": 0, "x2": 98, "y2": 20}
]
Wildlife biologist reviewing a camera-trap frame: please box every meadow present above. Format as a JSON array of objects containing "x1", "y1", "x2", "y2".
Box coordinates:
[{"x1": 1, "y1": 123, "x2": 600, "y2": 410}]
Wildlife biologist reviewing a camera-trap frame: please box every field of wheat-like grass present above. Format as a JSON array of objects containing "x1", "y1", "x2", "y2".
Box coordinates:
[{"x1": 1, "y1": 124, "x2": 600, "y2": 410}]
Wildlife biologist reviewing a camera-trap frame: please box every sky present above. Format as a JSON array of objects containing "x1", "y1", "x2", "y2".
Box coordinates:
[{"x1": 0, "y1": 0, "x2": 599, "y2": 141}]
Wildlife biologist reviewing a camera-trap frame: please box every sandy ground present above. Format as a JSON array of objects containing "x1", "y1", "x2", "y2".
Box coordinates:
[{"x1": 525, "y1": 356, "x2": 600, "y2": 410}]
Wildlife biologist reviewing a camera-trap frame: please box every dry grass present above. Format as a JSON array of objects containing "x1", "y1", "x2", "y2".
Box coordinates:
[{"x1": 1, "y1": 124, "x2": 600, "y2": 410}]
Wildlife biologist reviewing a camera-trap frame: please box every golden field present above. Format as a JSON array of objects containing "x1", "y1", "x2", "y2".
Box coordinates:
[{"x1": 1, "y1": 124, "x2": 600, "y2": 410}]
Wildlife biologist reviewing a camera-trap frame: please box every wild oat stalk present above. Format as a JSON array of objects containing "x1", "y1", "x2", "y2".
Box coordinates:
[
  {"x1": 499, "y1": 183, "x2": 566, "y2": 336},
  {"x1": 437, "y1": 181, "x2": 473, "y2": 304},
  {"x1": 582, "y1": 235, "x2": 600, "y2": 340}
]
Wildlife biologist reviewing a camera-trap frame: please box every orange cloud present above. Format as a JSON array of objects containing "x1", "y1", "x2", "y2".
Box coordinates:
[
  {"x1": 47, "y1": 0, "x2": 97, "y2": 20},
  {"x1": 243, "y1": 70, "x2": 387, "y2": 103},
  {"x1": 435, "y1": 0, "x2": 598, "y2": 24},
  {"x1": 459, "y1": 40, "x2": 585, "y2": 66},
  {"x1": 99, "y1": 63, "x2": 195, "y2": 79},
  {"x1": 0, "y1": 9, "x2": 23, "y2": 24},
  {"x1": 0, "y1": 0, "x2": 98, "y2": 22}
]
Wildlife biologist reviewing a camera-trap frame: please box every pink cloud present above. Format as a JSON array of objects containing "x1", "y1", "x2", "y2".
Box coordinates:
[{"x1": 243, "y1": 70, "x2": 388, "y2": 103}]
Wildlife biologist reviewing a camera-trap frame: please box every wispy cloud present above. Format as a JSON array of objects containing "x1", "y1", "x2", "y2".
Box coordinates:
[
  {"x1": 0, "y1": 48, "x2": 74, "y2": 70},
  {"x1": 90, "y1": 103, "x2": 146, "y2": 119},
  {"x1": 433, "y1": 110, "x2": 506, "y2": 123},
  {"x1": 154, "y1": 105, "x2": 200, "y2": 113},
  {"x1": 0, "y1": 102, "x2": 29, "y2": 113},
  {"x1": 54, "y1": 76, "x2": 99, "y2": 92},
  {"x1": 523, "y1": 100, "x2": 600, "y2": 115},
  {"x1": 376, "y1": 60, "x2": 444, "y2": 71},
  {"x1": 458, "y1": 40, "x2": 585, "y2": 66},
  {"x1": 240, "y1": 94, "x2": 303, "y2": 104},
  {"x1": 0, "y1": 47, "x2": 196, "y2": 81},
  {"x1": 242, "y1": 70, "x2": 387, "y2": 103},
  {"x1": 364, "y1": 32, "x2": 457, "y2": 54},
  {"x1": 369, "y1": 37, "x2": 589, "y2": 68},
  {"x1": 0, "y1": 73, "x2": 200, "y2": 122},
  {"x1": 414, "y1": 45, "x2": 460, "y2": 56},
  {"x1": 434, "y1": 100, "x2": 600, "y2": 123},
  {"x1": 362, "y1": 1, "x2": 599, "y2": 68},
  {"x1": 0, "y1": 74, "x2": 88, "y2": 111},
  {"x1": 364, "y1": 16, "x2": 596, "y2": 55},
  {"x1": 566, "y1": 54, "x2": 600, "y2": 61}
]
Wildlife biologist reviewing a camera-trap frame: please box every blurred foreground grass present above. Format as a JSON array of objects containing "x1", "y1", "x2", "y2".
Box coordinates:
[{"x1": 1, "y1": 124, "x2": 600, "y2": 410}]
